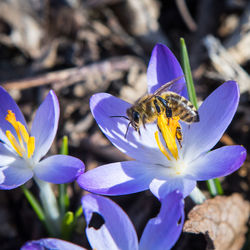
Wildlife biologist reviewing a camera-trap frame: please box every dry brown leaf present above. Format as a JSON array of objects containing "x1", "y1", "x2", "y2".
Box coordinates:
[{"x1": 183, "y1": 193, "x2": 250, "y2": 250}]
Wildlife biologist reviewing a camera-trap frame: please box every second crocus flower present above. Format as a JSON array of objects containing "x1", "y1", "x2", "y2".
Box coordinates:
[{"x1": 0, "y1": 88, "x2": 84, "y2": 189}]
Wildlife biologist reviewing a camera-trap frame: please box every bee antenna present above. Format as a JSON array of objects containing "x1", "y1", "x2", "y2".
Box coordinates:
[
  {"x1": 124, "y1": 122, "x2": 131, "y2": 139},
  {"x1": 110, "y1": 115, "x2": 130, "y2": 121}
]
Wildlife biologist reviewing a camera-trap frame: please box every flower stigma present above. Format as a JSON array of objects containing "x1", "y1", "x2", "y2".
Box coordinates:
[
  {"x1": 155, "y1": 114, "x2": 181, "y2": 160},
  {"x1": 5, "y1": 110, "x2": 35, "y2": 159},
  {"x1": 154, "y1": 114, "x2": 189, "y2": 176}
]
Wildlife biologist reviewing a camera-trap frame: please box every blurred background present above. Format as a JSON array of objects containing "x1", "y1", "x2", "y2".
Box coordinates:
[{"x1": 0, "y1": 0, "x2": 249, "y2": 249}]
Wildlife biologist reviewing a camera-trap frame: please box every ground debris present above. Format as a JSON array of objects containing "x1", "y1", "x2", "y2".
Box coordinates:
[{"x1": 183, "y1": 193, "x2": 250, "y2": 250}]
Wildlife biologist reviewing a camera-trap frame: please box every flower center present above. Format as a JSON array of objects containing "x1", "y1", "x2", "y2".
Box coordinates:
[
  {"x1": 155, "y1": 114, "x2": 181, "y2": 161},
  {"x1": 5, "y1": 110, "x2": 35, "y2": 158}
]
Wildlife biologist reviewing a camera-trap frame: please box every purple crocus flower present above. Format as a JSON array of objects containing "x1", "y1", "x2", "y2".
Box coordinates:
[
  {"x1": 21, "y1": 238, "x2": 84, "y2": 250},
  {"x1": 77, "y1": 44, "x2": 246, "y2": 199},
  {"x1": 21, "y1": 191, "x2": 184, "y2": 250},
  {"x1": 0, "y1": 87, "x2": 84, "y2": 189}
]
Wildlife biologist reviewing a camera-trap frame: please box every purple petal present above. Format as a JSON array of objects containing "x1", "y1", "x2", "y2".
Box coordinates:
[
  {"x1": 34, "y1": 155, "x2": 85, "y2": 184},
  {"x1": 82, "y1": 194, "x2": 138, "y2": 250},
  {"x1": 187, "y1": 145, "x2": 246, "y2": 181},
  {"x1": 90, "y1": 93, "x2": 167, "y2": 165},
  {"x1": 139, "y1": 190, "x2": 184, "y2": 250},
  {"x1": 149, "y1": 178, "x2": 196, "y2": 199},
  {"x1": 0, "y1": 87, "x2": 27, "y2": 139},
  {"x1": 147, "y1": 44, "x2": 187, "y2": 97},
  {"x1": 31, "y1": 91, "x2": 59, "y2": 162},
  {"x1": 0, "y1": 170, "x2": 5, "y2": 184},
  {"x1": 182, "y1": 81, "x2": 240, "y2": 160},
  {"x1": 21, "y1": 238, "x2": 85, "y2": 250},
  {"x1": 0, "y1": 143, "x2": 16, "y2": 165},
  {"x1": 77, "y1": 161, "x2": 156, "y2": 195},
  {"x1": 0, "y1": 159, "x2": 33, "y2": 189}
]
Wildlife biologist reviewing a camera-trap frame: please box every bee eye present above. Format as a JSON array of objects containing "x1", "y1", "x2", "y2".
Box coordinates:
[{"x1": 132, "y1": 111, "x2": 140, "y2": 123}]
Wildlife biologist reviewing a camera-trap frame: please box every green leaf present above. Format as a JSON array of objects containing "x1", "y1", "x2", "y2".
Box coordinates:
[
  {"x1": 59, "y1": 136, "x2": 70, "y2": 216},
  {"x1": 180, "y1": 38, "x2": 198, "y2": 109},
  {"x1": 22, "y1": 186, "x2": 54, "y2": 235},
  {"x1": 61, "y1": 211, "x2": 74, "y2": 240},
  {"x1": 75, "y1": 206, "x2": 83, "y2": 218},
  {"x1": 180, "y1": 37, "x2": 223, "y2": 197},
  {"x1": 60, "y1": 136, "x2": 69, "y2": 155}
]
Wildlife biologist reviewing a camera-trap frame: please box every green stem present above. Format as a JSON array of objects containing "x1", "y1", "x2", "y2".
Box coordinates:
[
  {"x1": 74, "y1": 206, "x2": 83, "y2": 218},
  {"x1": 189, "y1": 186, "x2": 206, "y2": 204},
  {"x1": 180, "y1": 37, "x2": 223, "y2": 196},
  {"x1": 59, "y1": 136, "x2": 70, "y2": 217},
  {"x1": 21, "y1": 186, "x2": 53, "y2": 235},
  {"x1": 59, "y1": 184, "x2": 67, "y2": 216},
  {"x1": 34, "y1": 177, "x2": 61, "y2": 236}
]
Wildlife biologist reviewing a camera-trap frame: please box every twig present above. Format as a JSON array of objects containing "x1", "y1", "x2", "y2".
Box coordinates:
[
  {"x1": 225, "y1": 2, "x2": 250, "y2": 64},
  {"x1": 204, "y1": 35, "x2": 250, "y2": 94},
  {"x1": 1, "y1": 56, "x2": 146, "y2": 91},
  {"x1": 175, "y1": 0, "x2": 197, "y2": 32}
]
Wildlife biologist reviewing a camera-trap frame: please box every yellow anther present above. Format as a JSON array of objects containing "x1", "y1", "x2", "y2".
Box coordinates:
[
  {"x1": 157, "y1": 114, "x2": 180, "y2": 160},
  {"x1": 155, "y1": 131, "x2": 171, "y2": 160},
  {"x1": 6, "y1": 130, "x2": 23, "y2": 157},
  {"x1": 5, "y1": 110, "x2": 17, "y2": 127},
  {"x1": 17, "y1": 122, "x2": 29, "y2": 143},
  {"x1": 5, "y1": 110, "x2": 21, "y2": 142},
  {"x1": 5, "y1": 110, "x2": 35, "y2": 158},
  {"x1": 27, "y1": 136, "x2": 35, "y2": 158}
]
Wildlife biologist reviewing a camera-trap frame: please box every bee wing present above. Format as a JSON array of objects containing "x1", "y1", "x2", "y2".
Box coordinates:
[
  {"x1": 139, "y1": 75, "x2": 184, "y2": 103},
  {"x1": 151, "y1": 75, "x2": 184, "y2": 97}
]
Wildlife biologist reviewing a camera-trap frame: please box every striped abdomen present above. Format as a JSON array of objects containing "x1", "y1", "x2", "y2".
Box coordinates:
[{"x1": 162, "y1": 92, "x2": 199, "y2": 124}]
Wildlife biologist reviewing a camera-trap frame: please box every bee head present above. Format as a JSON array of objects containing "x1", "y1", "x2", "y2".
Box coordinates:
[{"x1": 126, "y1": 107, "x2": 141, "y2": 131}]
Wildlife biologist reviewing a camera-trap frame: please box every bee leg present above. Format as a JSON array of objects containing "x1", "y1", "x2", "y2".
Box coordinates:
[
  {"x1": 155, "y1": 96, "x2": 172, "y2": 119},
  {"x1": 176, "y1": 125, "x2": 183, "y2": 148},
  {"x1": 153, "y1": 99, "x2": 161, "y2": 114},
  {"x1": 167, "y1": 118, "x2": 169, "y2": 125},
  {"x1": 165, "y1": 107, "x2": 172, "y2": 119},
  {"x1": 177, "y1": 138, "x2": 182, "y2": 148},
  {"x1": 138, "y1": 128, "x2": 141, "y2": 136},
  {"x1": 142, "y1": 115, "x2": 147, "y2": 129}
]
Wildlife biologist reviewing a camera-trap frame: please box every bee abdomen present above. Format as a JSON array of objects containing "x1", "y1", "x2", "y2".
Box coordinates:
[
  {"x1": 180, "y1": 111, "x2": 199, "y2": 123},
  {"x1": 165, "y1": 93, "x2": 199, "y2": 124}
]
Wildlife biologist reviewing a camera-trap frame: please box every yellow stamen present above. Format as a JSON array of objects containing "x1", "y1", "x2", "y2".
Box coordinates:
[
  {"x1": 154, "y1": 131, "x2": 171, "y2": 160},
  {"x1": 27, "y1": 136, "x2": 35, "y2": 158},
  {"x1": 5, "y1": 110, "x2": 35, "y2": 158},
  {"x1": 5, "y1": 110, "x2": 22, "y2": 143},
  {"x1": 6, "y1": 130, "x2": 23, "y2": 157},
  {"x1": 157, "y1": 114, "x2": 180, "y2": 160},
  {"x1": 17, "y1": 122, "x2": 29, "y2": 143}
]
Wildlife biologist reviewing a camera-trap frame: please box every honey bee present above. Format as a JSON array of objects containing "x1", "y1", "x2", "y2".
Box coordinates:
[{"x1": 111, "y1": 76, "x2": 199, "y2": 139}]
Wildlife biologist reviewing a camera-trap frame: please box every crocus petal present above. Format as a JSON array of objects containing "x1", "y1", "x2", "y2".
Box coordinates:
[
  {"x1": 82, "y1": 194, "x2": 138, "y2": 250},
  {"x1": 187, "y1": 145, "x2": 246, "y2": 181},
  {"x1": 0, "y1": 159, "x2": 33, "y2": 189},
  {"x1": 147, "y1": 44, "x2": 187, "y2": 97},
  {"x1": 31, "y1": 91, "x2": 59, "y2": 162},
  {"x1": 34, "y1": 155, "x2": 84, "y2": 184},
  {"x1": 0, "y1": 143, "x2": 16, "y2": 165},
  {"x1": 149, "y1": 177, "x2": 196, "y2": 199},
  {"x1": 90, "y1": 93, "x2": 168, "y2": 165},
  {"x1": 139, "y1": 190, "x2": 184, "y2": 250},
  {"x1": 182, "y1": 81, "x2": 240, "y2": 161},
  {"x1": 0, "y1": 169, "x2": 5, "y2": 184},
  {"x1": 0, "y1": 87, "x2": 27, "y2": 138},
  {"x1": 77, "y1": 161, "x2": 156, "y2": 196},
  {"x1": 21, "y1": 238, "x2": 85, "y2": 250}
]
